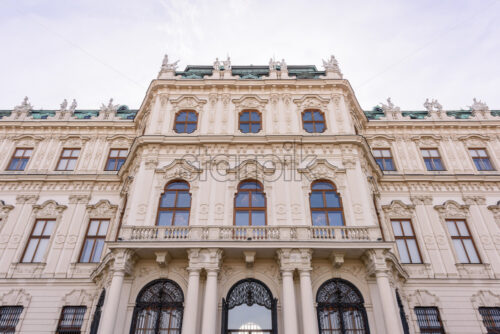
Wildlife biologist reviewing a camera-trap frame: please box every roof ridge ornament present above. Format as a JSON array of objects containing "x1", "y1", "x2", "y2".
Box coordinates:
[
  {"x1": 265, "y1": 57, "x2": 288, "y2": 79},
  {"x1": 322, "y1": 55, "x2": 343, "y2": 79},
  {"x1": 378, "y1": 97, "x2": 409, "y2": 121},
  {"x1": 158, "y1": 54, "x2": 179, "y2": 79},
  {"x1": 423, "y1": 98, "x2": 454, "y2": 120},
  {"x1": 469, "y1": 98, "x2": 491, "y2": 120},
  {"x1": 10, "y1": 96, "x2": 32, "y2": 120},
  {"x1": 209, "y1": 56, "x2": 237, "y2": 79}
]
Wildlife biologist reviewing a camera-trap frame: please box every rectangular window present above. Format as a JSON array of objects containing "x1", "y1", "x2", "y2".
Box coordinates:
[
  {"x1": 105, "y1": 149, "x2": 127, "y2": 171},
  {"x1": 0, "y1": 306, "x2": 23, "y2": 333},
  {"x1": 421, "y1": 148, "x2": 445, "y2": 171},
  {"x1": 79, "y1": 219, "x2": 109, "y2": 263},
  {"x1": 446, "y1": 219, "x2": 481, "y2": 263},
  {"x1": 373, "y1": 148, "x2": 396, "y2": 171},
  {"x1": 56, "y1": 306, "x2": 86, "y2": 334},
  {"x1": 56, "y1": 148, "x2": 80, "y2": 171},
  {"x1": 7, "y1": 148, "x2": 33, "y2": 171},
  {"x1": 391, "y1": 219, "x2": 422, "y2": 263},
  {"x1": 22, "y1": 219, "x2": 55, "y2": 263},
  {"x1": 469, "y1": 148, "x2": 495, "y2": 171},
  {"x1": 415, "y1": 307, "x2": 445, "y2": 334},
  {"x1": 479, "y1": 307, "x2": 500, "y2": 333}
]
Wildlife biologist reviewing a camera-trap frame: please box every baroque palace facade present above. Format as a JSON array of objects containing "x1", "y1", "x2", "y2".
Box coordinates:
[{"x1": 1, "y1": 55, "x2": 500, "y2": 334}]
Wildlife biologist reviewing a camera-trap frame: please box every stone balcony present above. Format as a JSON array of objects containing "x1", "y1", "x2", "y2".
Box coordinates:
[{"x1": 117, "y1": 225, "x2": 383, "y2": 245}]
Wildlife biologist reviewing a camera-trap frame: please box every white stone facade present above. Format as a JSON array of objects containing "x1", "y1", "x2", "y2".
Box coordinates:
[{"x1": 0, "y1": 56, "x2": 500, "y2": 334}]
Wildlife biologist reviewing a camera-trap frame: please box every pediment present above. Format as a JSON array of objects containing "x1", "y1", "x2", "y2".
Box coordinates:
[
  {"x1": 32, "y1": 200, "x2": 67, "y2": 218},
  {"x1": 434, "y1": 200, "x2": 469, "y2": 218},
  {"x1": 298, "y1": 159, "x2": 345, "y2": 181},
  {"x1": 382, "y1": 200, "x2": 415, "y2": 218},
  {"x1": 457, "y1": 134, "x2": 491, "y2": 146},
  {"x1": 226, "y1": 159, "x2": 275, "y2": 182},
  {"x1": 410, "y1": 135, "x2": 442, "y2": 147},
  {"x1": 156, "y1": 159, "x2": 202, "y2": 182},
  {"x1": 87, "y1": 200, "x2": 118, "y2": 218},
  {"x1": 10, "y1": 134, "x2": 44, "y2": 146},
  {"x1": 293, "y1": 95, "x2": 330, "y2": 109},
  {"x1": 231, "y1": 95, "x2": 268, "y2": 110},
  {"x1": 58, "y1": 135, "x2": 91, "y2": 146},
  {"x1": 169, "y1": 95, "x2": 207, "y2": 110},
  {"x1": 408, "y1": 290, "x2": 439, "y2": 307}
]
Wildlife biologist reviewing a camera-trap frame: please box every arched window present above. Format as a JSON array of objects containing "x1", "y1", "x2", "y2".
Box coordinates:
[
  {"x1": 130, "y1": 279, "x2": 184, "y2": 334},
  {"x1": 316, "y1": 278, "x2": 370, "y2": 334},
  {"x1": 174, "y1": 110, "x2": 198, "y2": 134},
  {"x1": 234, "y1": 180, "x2": 266, "y2": 226},
  {"x1": 302, "y1": 109, "x2": 326, "y2": 133},
  {"x1": 239, "y1": 110, "x2": 262, "y2": 133},
  {"x1": 310, "y1": 180, "x2": 344, "y2": 226},
  {"x1": 156, "y1": 181, "x2": 191, "y2": 226},
  {"x1": 222, "y1": 279, "x2": 277, "y2": 334}
]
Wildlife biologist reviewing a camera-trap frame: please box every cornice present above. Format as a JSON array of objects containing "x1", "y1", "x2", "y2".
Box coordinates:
[
  {"x1": 0, "y1": 174, "x2": 121, "y2": 182},
  {"x1": 379, "y1": 174, "x2": 500, "y2": 182}
]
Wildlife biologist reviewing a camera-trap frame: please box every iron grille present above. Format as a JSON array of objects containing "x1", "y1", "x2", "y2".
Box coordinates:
[
  {"x1": 414, "y1": 307, "x2": 445, "y2": 334},
  {"x1": 57, "y1": 306, "x2": 86, "y2": 334},
  {"x1": 0, "y1": 306, "x2": 23, "y2": 333},
  {"x1": 479, "y1": 307, "x2": 500, "y2": 334}
]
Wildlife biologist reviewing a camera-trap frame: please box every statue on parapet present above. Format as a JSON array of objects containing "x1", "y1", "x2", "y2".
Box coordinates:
[
  {"x1": 69, "y1": 99, "x2": 77, "y2": 113},
  {"x1": 322, "y1": 55, "x2": 342, "y2": 78},
  {"x1": 161, "y1": 54, "x2": 179, "y2": 71},
  {"x1": 469, "y1": 98, "x2": 489, "y2": 112},
  {"x1": 60, "y1": 99, "x2": 68, "y2": 111},
  {"x1": 424, "y1": 98, "x2": 443, "y2": 112},
  {"x1": 223, "y1": 56, "x2": 231, "y2": 70},
  {"x1": 213, "y1": 58, "x2": 221, "y2": 71}
]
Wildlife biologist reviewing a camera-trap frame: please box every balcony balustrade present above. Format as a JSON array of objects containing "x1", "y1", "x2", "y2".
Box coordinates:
[{"x1": 118, "y1": 225, "x2": 381, "y2": 242}]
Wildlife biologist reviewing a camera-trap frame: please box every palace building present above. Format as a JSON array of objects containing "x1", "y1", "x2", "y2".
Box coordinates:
[{"x1": 1, "y1": 54, "x2": 500, "y2": 334}]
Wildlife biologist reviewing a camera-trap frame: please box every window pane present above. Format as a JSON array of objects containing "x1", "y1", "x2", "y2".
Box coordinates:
[
  {"x1": 62, "y1": 150, "x2": 71, "y2": 157},
  {"x1": 240, "y1": 112, "x2": 250, "y2": 121},
  {"x1": 250, "y1": 123, "x2": 261, "y2": 133},
  {"x1": 463, "y1": 239, "x2": 480, "y2": 263},
  {"x1": 396, "y1": 239, "x2": 410, "y2": 263},
  {"x1": 251, "y1": 211, "x2": 266, "y2": 226},
  {"x1": 116, "y1": 159, "x2": 125, "y2": 170},
  {"x1": 98, "y1": 220, "x2": 109, "y2": 236},
  {"x1": 110, "y1": 150, "x2": 119, "y2": 157},
  {"x1": 91, "y1": 239, "x2": 105, "y2": 262},
  {"x1": 250, "y1": 112, "x2": 260, "y2": 121},
  {"x1": 43, "y1": 221, "x2": 55, "y2": 236},
  {"x1": 33, "y1": 220, "x2": 45, "y2": 236},
  {"x1": 175, "y1": 124, "x2": 185, "y2": 133},
  {"x1": 66, "y1": 159, "x2": 76, "y2": 170},
  {"x1": 315, "y1": 123, "x2": 325, "y2": 132},
  {"x1": 392, "y1": 221, "x2": 403, "y2": 236},
  {"x1": 310, "y1": 192, "x2": 324, "y2": 208},
  {"x1": 328, "y1": 211, "x2": 344, "y2": 226},
  {"x1": 167, "y1": 182, "x2": 189, "y2": 190},
  {"x1": 401, "y1": 220, "x2": 414, "y2": 236},
  {"x1": 385, "y1": 159, "x2": 395, "y2": 170},
  {"x1": 373, "y1": 150, "x2": 382, "y2": 157},
  {"x1": 176, "y1": 112, "x2": 187, "y2": 121},
  {"x1": 88, "y1": 220, "x2": 99, "y2": 236},
  {"x1": 456, "y1": 221, "x2": 469, "y2": 236},
  {"x1": 173, "y1": 212, "x2": 190, "y2": 226},
  {"x1": 57, "y1": 159, "x2": 67, "y2": 170},
  {"x1": 161, "y1": 192, "x2": 176, "y2": 207},
  {"x1": 478, "y1": 149, "x2": 487, "y2": 157},
  {"x1": 421, "y1": 150, "x2": 430, "y2": 157},
  {"x1": 407, "y1": 239, "x2": 422, "y2": 263},
  {"x1": 453, "y1": 239, "x2": 469, "y2": 263},
  {"x1": 105, "y1": 159, "x2": 115, "y2": 170},
  {"x1": 375, "y1": 159, "x2": 384, "y2": 170},
  {"x1": 303, "y1": 123, "x2": 314, "y2": 133},
  {"x1": 251, "y1": 193, "x2": 265, "y2": 207},
  {"x1": 311, "y1": 212, "x2": 327, "y2": 226},
  {"x1": 382, "y1": 149, "x2": 391, "y2": 157},
  {"x1": 185, "y1": 123, "x2": 197, "y2": 133},
  {"x1": 80, "y1": 239, "x2": 94, "y2": 262},
  {"x1": 22, "y1": 239, "x2": 38, "y2": 262},
  {"x1": 313, "y1": 111, "x2": 324, "y2": 120},
  {"x1": 312, "y1": 182, "x2": 334, "y2": 190},
  {"x1": 71, "y1": 150, "x2": 80, "y2": 157},
  {"x1": 187, "y1": 112, "x2": 197, "y2": 121},
  {"x1": 235, "y1": 193, "x2": 249, "y2": 207},
  {"x1": 424, "y1": 159, "x2": 433, "y2": 171},
  {"x1": 157, "y1": 211, "x2": 173, "y2": 226},
  {"x1": 433, "y1": 158, "x2": 444, "y2": 170},
  {"x1": 33, "y1": 239, "x2": 49, "y2": 262},
  {"x1": 119, "y1": 150, "x2": 128, "y2": 157},
  {"x1": 447, "y1": 221, "x2": 459, "y2": 236},
  {"x1": 325, "y1": 192, "x2": 340, "y2": 208},
  {"x1": 239, "y1": 123, "x2": 250, "y2": 133},
  {"x1": 235, "y1": 211, "x2": 249, "y2": 226},
  {"x1": 429, "y1": 149, "x2": 439, "y2": 157},
  {"x1": 239, "y1": 182, "x2": 261, "y2": 190},
  {"x1": 303, "y1": 112, "x2": 312, "y2": 121},
  {"x1": 176, "y1": 192, "x2": 191, "y2": 208}
]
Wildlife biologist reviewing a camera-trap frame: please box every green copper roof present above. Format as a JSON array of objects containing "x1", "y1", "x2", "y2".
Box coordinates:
[
  {"x1": 0, "y1": 106, "x2": 137, "y2": 120},
  {"x1": 176, "y1": 65, "x2": 325, "y2": 79},
  {"x1": 364, "y1": 106, "x2": 500, "y2": 120}
]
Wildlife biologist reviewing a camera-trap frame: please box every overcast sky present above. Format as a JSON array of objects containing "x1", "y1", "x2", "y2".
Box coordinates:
[{"x1": 1, "y1": 0, "x2": 499, "y2": 110}]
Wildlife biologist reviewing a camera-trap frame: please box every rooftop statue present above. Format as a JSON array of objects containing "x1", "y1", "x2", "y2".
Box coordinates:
[
  {"x1": 223, "y1": 56, "x2": 231, "y2": 70},
  {"x1": 161, "y1": 54, "x2": 179, "y2": 71},
  {"x1": 379, "y1": 97, "x2": 408, "y2": 120},
  {"x1": 423, "y1": 98, "x2": 443, "y2": 112},
  {"x1": 60, "y1": 99, "x2": 68, "y2": 111},
  {"x1": 69, "y1": 99, "x2": 77, "y2": 113},
  {"x1": 13, "y1": 96, "x2": 32, "y2": 113},
  {"x1": 213, "y1": 58, "x2": 221, "y2": 70},
  {"x1": 280, "y1": 59, "x2": 287, "y2": 71},
  {"x1": 322, "y1": 55, "x2": 343, "y2": 79},
  {"x1": 269, "y1": 58, "x2": 278, "y2": 71},
  {"x1": 469, "y1": 98, "x2": 489, "y2": 112}
]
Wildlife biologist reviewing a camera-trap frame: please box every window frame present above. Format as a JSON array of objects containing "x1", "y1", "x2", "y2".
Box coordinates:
[
  {"x1": 21, "y1": 219, "x2": 56, "y2": 263},
  {"x1": 414, "y1": 307, "x2": 445, "y2": 334},
  {"x1": 78, "y1": 219, "x2": 110, "y2": 263},
  {"x1": 6, "y1": 147, "x2": 33, "y2": 171},
  {"x1": 233, "y1": 180, "x2": 267, "y2": 226},
  {"x1": 56, "y1": 306, "x2": 87, "y2": 334},
  {"x1": 420, "y1": 148, "x2": 446, "y2": 171},
  {"x1": 445, "y1": 219, "x2": 481, "y2": 264},
  {"x1": 238, "y1": 109, "x2": 262, "y2": 134},
  {"x1": 469, "y1": 147, "x2": 495, "y2": 171},
  {"x1": 391, "y1": 219, "x2": 423, "y2": 264},
  {"x1": 301, "y1": 109, "x2": 327, "y2": 133},
  {"x1": 104, "y1": 148, "x2": 128, "y2": 171},
  {"x1": 309, "y1": 180, "x2": 345, "y2": 227},
  {"x1": 56, "y1": 148, "x2": 81, "y2": 171},
  {"x1": 0, "y1": 306, "x2": 24, "y2": 333},
  {"x1": 373, "y1": 148, "x2": 396, "y2": 171},
  {"x1": 155, "y1": 180, "x2": 192, "y2": 226},
  {"x1": 173, "y1": 110, "x2": 198, "y2": 134}
]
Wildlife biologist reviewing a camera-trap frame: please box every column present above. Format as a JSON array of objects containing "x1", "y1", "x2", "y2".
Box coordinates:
[
  {"x1": 98, "y1": 270, "x2": 125, "y2": 334},
  {"x1": 281, "y1": 270, "x2": 299, "y2": 334},
  {"x1": 182, "y1": 268, "x2": 201, "y2": 334},
  {"x1": 98, "y1": 249, "x2": 133, "y2": 334},
  {"x1": 375, "y1": 270, "x2": 402, "y2": 334},
  {"x1": 299, "y1": 269, "x2": 319, "y2": 334},
  {"x1": 201, "y1": 269, "x2": 219, "y2": 334}
]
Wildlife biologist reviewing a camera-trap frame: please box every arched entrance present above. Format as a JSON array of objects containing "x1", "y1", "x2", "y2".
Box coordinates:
[
  {"x1": 129, "y1": 279, "x2": 184, "y2": 334},
  {"x1": 316, "y1": 278, "x2": 370, "y2": 334},
  {"x1": 222, "y1": 279, "x2": 277, "y2": 334}
]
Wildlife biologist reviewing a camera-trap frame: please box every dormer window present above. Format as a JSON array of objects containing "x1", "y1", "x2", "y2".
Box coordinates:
[
  {"x1": 302, "y1": 109, "x2": 326, "y2": 133},
  {"x1": 239, "y1": 110, "x2": 262, "y2": 133},
  {"x1": 174, "y1": 110, "x2": 198, "y2": 134}
]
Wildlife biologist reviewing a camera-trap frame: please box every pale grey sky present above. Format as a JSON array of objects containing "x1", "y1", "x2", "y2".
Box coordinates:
[{"x1": 1, "y1": 0, "x2": 499, "y2": 110}]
